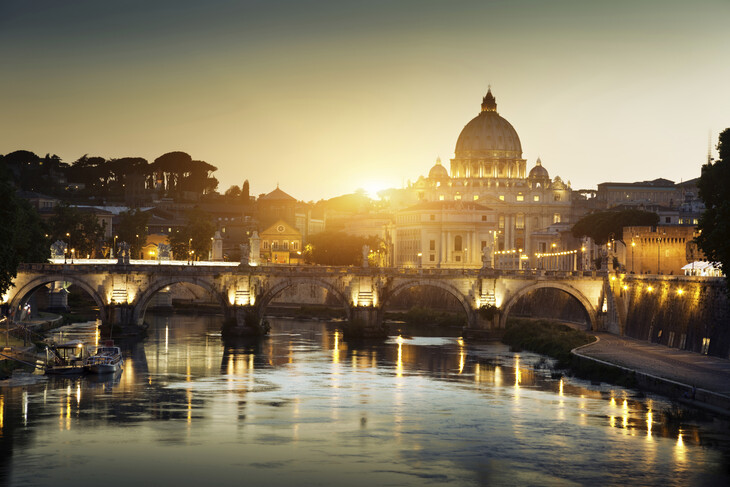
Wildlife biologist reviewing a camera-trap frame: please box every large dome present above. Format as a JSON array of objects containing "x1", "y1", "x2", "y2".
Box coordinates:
[{"x1": 454, "y1": 89, "x2": 522, "y2": 157}]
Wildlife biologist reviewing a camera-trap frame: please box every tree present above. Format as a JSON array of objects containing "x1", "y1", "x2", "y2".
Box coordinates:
[
  {"x1": 303, "y1": 231, "x2": 381, "y2": 266},
  {"x1": 48, "y1": 203, "x2": 106, "y2": 258},
  {"x1": 242, "y1": 180, "x2": 250, "y2": 202},
  {"x1": 0, "y1": 170, "x2": 50, "y2": 295},
  {"x1": 697, "y1": 128, "x2": 730, "y2": 286},
  {"x1": 116, "y1": 209, "x2": 150, "y2": 258},
  {"x1": 224, "y1": 185, "x2": 241, "y2": 198},
  {"x1": 571, "y1": 209, "x2": 659, "y2": 245},
  {"x1": 168, "y1": 208, "x2": 215, "y2": 260}
]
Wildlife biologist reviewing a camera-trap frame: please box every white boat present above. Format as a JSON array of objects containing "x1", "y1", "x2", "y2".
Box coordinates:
[
  {"x1": 85, "y1": 345, "x2": 124, "y2": 374},
  {"x1": 45, "y1": 340, "x2": 88, "y2": 375}
]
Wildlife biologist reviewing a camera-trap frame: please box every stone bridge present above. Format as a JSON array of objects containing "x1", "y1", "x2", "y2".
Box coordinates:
[{"x1": 5, "y1": 263, "x2": 610, "y2": 336}]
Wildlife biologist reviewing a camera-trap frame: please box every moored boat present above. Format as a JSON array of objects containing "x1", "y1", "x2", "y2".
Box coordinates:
[
  {"x1": 45, "y1": 340, "x2": 88, "y2": 375},
  {"x1": 85, "y1": 345, "x2": 124, "y2": 374}
]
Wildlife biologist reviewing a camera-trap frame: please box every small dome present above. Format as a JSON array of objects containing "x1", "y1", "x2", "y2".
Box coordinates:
[
  {"x1": 528, "y1": 157, "x2": 549, "y2": 179},
  {"x1": 428, "y1": 157, "x2": 450, "y2": 179}
]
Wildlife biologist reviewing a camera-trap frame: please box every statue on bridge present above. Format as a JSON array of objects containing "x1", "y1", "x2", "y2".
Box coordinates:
[
  {"x1": 117, "y1": 241, "x2": 131, "y2": 265},
  {"x1": 50, "y1": 240, "x2": 67, "y2": 260},
  {"x1": 482, "y1": 245, "x2": 491, "y2": 269},
  {"x1": 240, "y1": 243, "x2": 250, "y2": 265},
  {"x1": 362, "y1": 245, "x2": 369, "y2": 268},
  {"x1": 157, "y1": 243, "x2": 171, "y2": 261}
]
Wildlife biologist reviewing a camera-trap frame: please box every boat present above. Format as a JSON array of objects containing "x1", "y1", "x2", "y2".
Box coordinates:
[
  {"x1": 85, "y1": 345, "x2": 124, "y2": 374},
  {"x1": 45, "y1": 340, "x2": 88, "y2": 375}
]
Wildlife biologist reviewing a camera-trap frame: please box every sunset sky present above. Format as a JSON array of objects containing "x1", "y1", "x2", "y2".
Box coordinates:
[{"x1": 2, "y1": 0, "x2": 729, "y2": 201}]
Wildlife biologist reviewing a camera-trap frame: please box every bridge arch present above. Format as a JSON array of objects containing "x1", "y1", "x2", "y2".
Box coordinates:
[
  {"x1": 499, "y1": 281, "x2": 597, "y2": 330},
  {"x1": 258, "y1": 277, "x2": 352, "y2": 319},
  {"x1": 381, "y1": 279, "x2": 476, "y2": 326},
  {"x1": 132, "y1": 276, "x2": 230, "y2": 326},
  {"x1": 9, "y1": 275, "x2": 107, "y2": 322}
]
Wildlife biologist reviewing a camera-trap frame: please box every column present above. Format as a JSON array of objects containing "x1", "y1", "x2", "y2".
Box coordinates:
[
  {"x1": 440, "y1": 231, "x2": 446, "y2": 266},
  {"x1": 446, "y1": 231, "x2": 452, "y2": 264}
]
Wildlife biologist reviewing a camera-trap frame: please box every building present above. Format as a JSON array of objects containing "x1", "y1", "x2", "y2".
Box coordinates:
[
  {"x1": 260, "y1": 220, "x2": 303, "y2": 264},
  {"x1": 393, "y1": 201, "x2": 497, "y2": 268},
  {"x1": 383, "y1": 88, "x2": 573, "y2": 267},
  {"x1": 623, "y1": 225, "x2": 698, "y2": 275}
]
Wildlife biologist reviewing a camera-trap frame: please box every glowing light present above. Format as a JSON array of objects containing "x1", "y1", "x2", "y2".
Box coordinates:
[
  {"x1": 647, "y1": 286, "x2": 654, "y2": 292},
  {"x1": 677, "y1": 288, "x2": 684, "y2": 296},
  {"x1": 360, "y1": 181, "x2": 391, "y2": 200}
]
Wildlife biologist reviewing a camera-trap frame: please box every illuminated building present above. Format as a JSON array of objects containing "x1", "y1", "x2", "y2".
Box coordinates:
[{"x1": 384, "y1": 88, "x2": 573, "y2": 267}]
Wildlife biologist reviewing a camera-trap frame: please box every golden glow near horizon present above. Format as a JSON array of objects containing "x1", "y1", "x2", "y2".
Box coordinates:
[{"x1": 2, "y1": 3, "x2": 728, "y2": 201}]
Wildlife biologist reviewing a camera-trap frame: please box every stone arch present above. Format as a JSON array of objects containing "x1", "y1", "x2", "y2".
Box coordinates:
[
  {"x1": 382, "y1": 279, "x2": 475, "y2": 326},
  {"x1": 258, "y1": 277, "x2": 351, "y2": 319},
  {"x1": 9, "y1": 275, "x2": 107, "y2": 322},
  {"x1": 499, "y1": 281, "x2": 597, "y2": 330},
  {"x1": 132, "y1": 276, "x2": 230, "y2": 326}
]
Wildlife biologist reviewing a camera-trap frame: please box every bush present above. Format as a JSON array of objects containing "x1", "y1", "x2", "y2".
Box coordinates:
[{"x1": 502, "y1": 318, "x2": 595, "y2": 368}]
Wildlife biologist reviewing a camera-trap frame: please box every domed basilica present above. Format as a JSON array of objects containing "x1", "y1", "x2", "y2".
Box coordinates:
[{"x1": 383, "y1": 88, "x2": 572, "y2": 268}]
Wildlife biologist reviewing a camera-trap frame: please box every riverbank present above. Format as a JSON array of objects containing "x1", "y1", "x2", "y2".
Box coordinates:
[{"x1": 573, "y1": 333, "x2": 730, "y2": 417}]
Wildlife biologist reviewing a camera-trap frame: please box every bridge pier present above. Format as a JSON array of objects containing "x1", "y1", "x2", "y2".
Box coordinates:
[
  {"x1": 104, "y1": 303, "x2": 144, "y2": 335},
  {"x1": 223, "y1": 305, "x2": 270, "y2": 337},
  {"x1": 345, "y1": 306, "x2": 387, "y2": 339}
]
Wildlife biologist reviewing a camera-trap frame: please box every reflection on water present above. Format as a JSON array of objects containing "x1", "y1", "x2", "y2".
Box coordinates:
[{"x1": 1, "y1": 314, "x2": 729, "y2": 486}]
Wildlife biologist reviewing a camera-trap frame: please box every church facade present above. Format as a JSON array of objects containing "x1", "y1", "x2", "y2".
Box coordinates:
[{"x1": 383, "y1": 88, "x2": 573, "y2": 268}]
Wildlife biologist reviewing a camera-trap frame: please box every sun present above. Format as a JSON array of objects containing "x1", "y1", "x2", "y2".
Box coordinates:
[{"x1": 360, "y1": 181, "x2": 391, "y2": 200}]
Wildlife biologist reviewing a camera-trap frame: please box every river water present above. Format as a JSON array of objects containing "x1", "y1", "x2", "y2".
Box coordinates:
[{"x1": 1, "y1": 314, "x2": 729, "y2": 486}]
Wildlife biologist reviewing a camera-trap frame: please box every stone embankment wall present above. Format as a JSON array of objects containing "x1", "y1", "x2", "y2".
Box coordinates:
[{"x1": 615, "y1": 275, "x2": 729, "y2": 358}]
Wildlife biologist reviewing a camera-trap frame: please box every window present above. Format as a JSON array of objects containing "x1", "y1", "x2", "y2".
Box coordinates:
[
  {"x1": 516, "y1": 213, "x2": 525, "y2": 229},
  {"x1": 516, "y1": 193, "x2": 524, "y2": 202},
  {"x1": 429, "y1": 240, "x2": 435, "y2": 251},
  {"x1": 481, "y1": 215, "x2": 487, "y2": 221},
  {"x1": 282, "y1": 241, "x2": 289, "y2": 250},
  {"x1": 665, "y1": 217, "x2": 671, "y2": 223},
  {"x1": 263, "y1": 240, "x2": 270, "y2": 250},
  {"x1": 455, "y1": 255, "x2": 461, "y2": 262},
  {"x1": 553, "y1": 213, "x2": 561, "y2": 223},
  {"x1": 454, "y1": 235, "x2": 463, "y2": 251},
  {"x1": 293, "y1": 241, "x2": 299, "y2": 250},
  {"x1": 473, "y1": 195, "x2": 479, "y2": 201},
  {"x1": 430, "y1": 214, "x2": 435, "y2": 221},
  {"x1": 499, "y1": 195, "x2": 505, "y2": 201},
  {"x1": 455, "y1": 194, "x2": 462, "y2": 201},
  {"x1": 533, "y1": 195, "x2": 540, "y2": 202},
  {"x1": 499, "y1": 216, "x2": 505, "y2": 229},
  {"x1": 439, "y1": 195, "x2": 445, "y2": 201},
  {"x1": 554, "y1": 193, "x2": 561, "y2": 201},
  {"x1": 429, "y1": 254, "x2": 435, "y2": 262}
]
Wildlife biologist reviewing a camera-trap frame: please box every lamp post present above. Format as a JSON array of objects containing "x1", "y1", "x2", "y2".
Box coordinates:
[{"x1": 188, "y1": 238, "x2": 193, "y2": 265}]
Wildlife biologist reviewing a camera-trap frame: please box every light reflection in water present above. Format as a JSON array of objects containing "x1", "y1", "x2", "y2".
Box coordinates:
[
  {"x1": 457, "y1": 338, "x2": 465, "y2": 374},
  {"x1": 5, "y1": 315, "x2": 729, "y2": 487}
]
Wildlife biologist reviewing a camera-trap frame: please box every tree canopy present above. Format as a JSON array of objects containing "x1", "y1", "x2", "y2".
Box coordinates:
[
  {"x1": 0, "y1": 168, "x2": 50, "y2": 295},
  {"x1": 47, "y1": 203, "x2": 106, "y2": 258},
  {"x1": 116, "y1": 209, "x2": 150, "y2": 258},
  {"x1": 696, "y1": 128, "x2": 730, "y2": 284},
  {"x1": 168, "y1": 208, "x2": 216, "y2": 260},
  {"x1": 571, "y1": 209, "x2": 659, "y2": 245}
]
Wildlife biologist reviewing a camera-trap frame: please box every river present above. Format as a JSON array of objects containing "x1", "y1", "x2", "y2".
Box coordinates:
[{"x1": 1, "y1": 314, "x2": 729, "y2": 486}]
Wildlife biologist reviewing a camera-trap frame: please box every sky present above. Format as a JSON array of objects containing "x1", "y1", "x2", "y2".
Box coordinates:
[{"x1": 1, "y1": 0, "x2": 729, "y2": 201}]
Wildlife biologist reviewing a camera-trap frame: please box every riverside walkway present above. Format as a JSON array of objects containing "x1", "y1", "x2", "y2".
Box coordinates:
[{"x1": 575, "y1": 332, "x2": 730, "y2": 413}]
